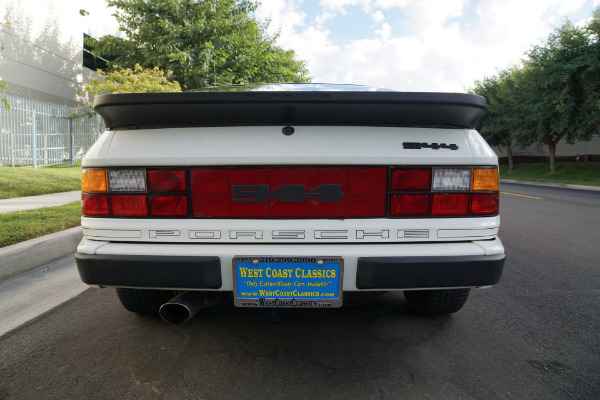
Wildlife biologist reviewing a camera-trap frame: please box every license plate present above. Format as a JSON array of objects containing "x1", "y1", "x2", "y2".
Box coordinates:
[{"x1": 233, "y1": 256, "x2": 343, "y2": 308}]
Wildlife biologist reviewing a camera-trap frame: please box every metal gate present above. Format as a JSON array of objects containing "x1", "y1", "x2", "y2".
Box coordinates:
[{"x1": 0, "y1": 94, "x2": 103, "y2": 167}]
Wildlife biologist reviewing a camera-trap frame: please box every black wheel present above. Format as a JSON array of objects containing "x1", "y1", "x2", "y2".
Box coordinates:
[
  {"x1": 403, "y1": 288, "x2": 470, "y2": 315},
  {"x1": 116, "y1": 288, "x2": 178, "y2": 317}
]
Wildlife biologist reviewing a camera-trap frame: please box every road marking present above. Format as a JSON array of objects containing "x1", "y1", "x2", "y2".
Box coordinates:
[{"x1": 500, "y1": 192, "x2": 542, "y2": 200}]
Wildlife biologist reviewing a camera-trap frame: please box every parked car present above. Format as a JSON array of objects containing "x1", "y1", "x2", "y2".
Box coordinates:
[{"x1": 75, "y1": 83, "x2": 505, "y2": 323}]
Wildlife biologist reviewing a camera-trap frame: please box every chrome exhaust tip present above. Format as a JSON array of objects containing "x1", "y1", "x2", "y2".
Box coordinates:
[{"x1": 159, "y1": 291, "x2": 205, "y2": 324}]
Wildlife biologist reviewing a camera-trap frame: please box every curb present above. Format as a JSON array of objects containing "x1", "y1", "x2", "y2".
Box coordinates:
[
  {"x1": 501, "y1": 179, "x2": 600, "y2": 192},
  {"x1": 0, "y1": 227, "x2": 82, "y2": 282}
]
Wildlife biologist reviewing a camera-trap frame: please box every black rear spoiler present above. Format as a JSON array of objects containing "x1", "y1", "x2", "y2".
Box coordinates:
[{"x1": 93, "y1": 91, "x2": 486, "y2": 130}]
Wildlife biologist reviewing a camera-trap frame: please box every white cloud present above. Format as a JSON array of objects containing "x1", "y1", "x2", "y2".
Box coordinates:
[
  {"x1": 319, "y1": 0, "x2": 373, "y2": 13},
  {"x1": 373, "y1": 0, "x2": 412, "y2": 8},
  {"x1": 370, "y1": 10, "x2": 385, "y2": 23},
  {"x1": 256, "y1": 0, "x2": 596, "y2": 92},
  {"x1": 254, "y1": 0, "x2": 307, "y2": 39},
  {"x1": 375, "y1": 22, "x2": 392, "y2": 40},
  {"x1": 315, "y1": 11, "x2": 337, "y2": 26}
]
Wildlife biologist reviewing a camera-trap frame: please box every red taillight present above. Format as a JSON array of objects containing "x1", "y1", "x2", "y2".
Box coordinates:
[
  {"x1": 190, "y1": 167, "x2": 387, "y2": 219},
  {"x1": 82, "y1": 166, "x2": 499, "y2": 219},
  {"x1": 348, "y1": 168, "x2": 387, "y2": 217},
  {"x1": 269, "y1": 168, "x2": 308, "y2": 218},
  {"x1": 150, "y1": 195, "x2": 188, "y2": 216},
  {"x1": 147, "y1": 169, "x2": 186, "y2": 192},
  {"x1": 230, "y1": 169, "x2": 269, "y2": 218},
  {"x1": 431, "y1": 194, "x2": 469, "y2": 216},
  {"x1": 390, "y1": 194, "x2": 430, "y2": 216},
  {"x1": 391, "y1": 168, "x2": 431, "y2": 191},
  {"x1": 471, "y1": 193, "x2": 499, "y2": 215},
  {"x1": 307, "y1": 168, "x2": 348, "y2": 218},
  {"x1": 190, "y1": 168, "x2": 230, "y2": 218},
  {"x1": 81, "y1": 194, "x2": 109, "y2": 216},
  {"x1": 389, "y1": 167, "x2": 499, "y2": 218},
  {"x1": 110, "y1": 195, "x2": 148, "y2": 217}
]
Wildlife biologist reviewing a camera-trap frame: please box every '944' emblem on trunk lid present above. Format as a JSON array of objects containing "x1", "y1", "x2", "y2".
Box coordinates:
[{"x1": 403, "y1": 142, "x2": 459, "y2": 150}]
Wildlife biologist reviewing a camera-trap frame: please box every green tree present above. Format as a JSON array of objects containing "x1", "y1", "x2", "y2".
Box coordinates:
[
  {"x1": 78, "y1": 64, "x2": 181, "y2": 116},
  {"x1": 87, "y1": 0, "x2": 310, "y2": 90},
  {"x1": 521, "y1": 20, "x2": 597, "y2": 172},
  {"x1": 580, "y1": 8, "x2": 600, "y2": 130},
  {"x1": 1, "y1": 21, "x2": 10, "y2": 109},
  {"x1": 471, "y1": 69, "x2": 524, "y2": 172},
  {"x1": 81, "y1": 64, "x2": 182, "y2": 97},
  {"x1": 471, "y1": 9, "x2": 600, "y2": 173}
]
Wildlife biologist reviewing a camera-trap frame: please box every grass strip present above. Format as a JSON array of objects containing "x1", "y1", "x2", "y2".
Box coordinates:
[
  {"x1": 0, "y1": 162, "x2": 81, "y2": 199},
  {"x1": 500, "y1": 162, "x2": 600, "y2": 186},
  {"x1": 0, "y1": 202, "x2": 81, "y2": 248}
]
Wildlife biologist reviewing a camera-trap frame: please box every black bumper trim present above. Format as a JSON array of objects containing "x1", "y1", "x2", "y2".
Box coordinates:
[
  {"x1": 356, "y1": 254, "x2": 505, "y2": 289},
  {"x1": 75, "y1": 254, "x2": 222, "y2": 289}
]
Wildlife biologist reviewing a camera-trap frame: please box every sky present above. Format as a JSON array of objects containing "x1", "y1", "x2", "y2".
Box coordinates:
[{"x1": 254, "y1": 0, "x2": 600, "y2": 92}]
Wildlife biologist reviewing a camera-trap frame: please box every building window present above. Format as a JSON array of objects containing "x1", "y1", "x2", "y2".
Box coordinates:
[{"x1": 83, "y1": 33, "x2": 115, "y2": 71}]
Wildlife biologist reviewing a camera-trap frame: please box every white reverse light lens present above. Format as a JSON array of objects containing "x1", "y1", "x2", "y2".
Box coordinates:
[
  {"x1": 108, "y1": 169, "x2": 146, "y2": 192},
  {"x1": 432, "y1": 168, "x2": 471, "y2": 191}
]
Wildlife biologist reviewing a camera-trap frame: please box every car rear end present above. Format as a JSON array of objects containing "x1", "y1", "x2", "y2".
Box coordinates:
[{"x1": 75, "y1": 85, "x2": 505, "y2": 320}]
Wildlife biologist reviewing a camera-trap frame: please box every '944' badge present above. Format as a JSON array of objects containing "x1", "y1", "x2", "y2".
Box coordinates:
[{"x1": 403, "y1": 142, "x2": 458, "y2": 150}]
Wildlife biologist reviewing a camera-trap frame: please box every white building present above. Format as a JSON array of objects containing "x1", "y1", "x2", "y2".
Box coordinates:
[
  {"x1": 0, "y1": 0, "x2": 120, "y2": 166},
  {"x1": 0, "y1": 0, "x2": 120, "y2": 107}
]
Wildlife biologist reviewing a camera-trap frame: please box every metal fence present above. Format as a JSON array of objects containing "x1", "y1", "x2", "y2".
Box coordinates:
[{"x1": 0, "y1": 94, "x2": 104, "y2": 167}]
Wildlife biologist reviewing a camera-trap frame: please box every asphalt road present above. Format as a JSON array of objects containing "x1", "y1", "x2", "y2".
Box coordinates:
[{"x1": 1, "y1": 183, "x2": 599, "y2": 400}]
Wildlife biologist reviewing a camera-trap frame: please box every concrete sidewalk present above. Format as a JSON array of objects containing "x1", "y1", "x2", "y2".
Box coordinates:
[{"x1": 0, "y1": 191, "x2": 81, "y2": 213}]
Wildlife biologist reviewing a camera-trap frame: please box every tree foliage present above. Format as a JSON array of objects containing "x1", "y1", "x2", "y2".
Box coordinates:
[
  {"x1": 470, "y1": 69, "x2": 523, "y2": 172},
  {"x1": 522, "y1": 21, "x2": 594, "y2": 171},
  {"x1": 581, "y1": 8, "x2": 600, "y2": 129},
  {"x1": 81, "y1": 64, "x2": 182, "y2": 96},
  {"x1": 470, "y1": 9, "x2": 600, "y2": 172},
  {"x1": 87, "y1": 0, "x2": 310, "y2": 90}
]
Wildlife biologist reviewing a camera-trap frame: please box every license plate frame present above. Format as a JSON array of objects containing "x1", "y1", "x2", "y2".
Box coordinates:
[{"x1": 233, "y1": 256, "x2": 343, "y2": 308}]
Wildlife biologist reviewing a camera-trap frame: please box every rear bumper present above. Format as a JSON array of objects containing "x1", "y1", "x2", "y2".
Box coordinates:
[
  {"x1": 75, "y1": 238, "x2": 505, "y2": 291},
  {"x1": 76, "y1": 252, "x2": 504, "y2": 290},
  {"x1": 75, "y1": 254, "x2": 222, "y2": 289},
  {"x1": 356, "y1": 255, "x2": 504, "y2": 289}
]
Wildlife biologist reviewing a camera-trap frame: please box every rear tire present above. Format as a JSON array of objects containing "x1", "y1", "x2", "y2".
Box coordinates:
[
  {"x1": 403, "y1": 288, "x2": 470, "y2": 315},
  {"x1": 116, "y1": 288, "x2": 178, "y2": 317}
]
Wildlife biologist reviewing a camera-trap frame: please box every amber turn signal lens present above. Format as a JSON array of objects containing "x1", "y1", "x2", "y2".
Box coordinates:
[
  {"x1": 472, "y1": 168, "x2": 499, "y2": 191},
  {"x1": 82, "y1": 169, "x2": 108, "y2": 193}
]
